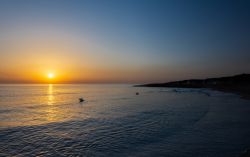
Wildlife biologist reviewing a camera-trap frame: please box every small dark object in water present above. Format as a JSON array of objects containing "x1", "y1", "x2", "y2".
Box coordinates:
[
  {"x1": 79, "y1": 98, "x2": 84, "y2": 102},
  {"x1": 136, "y1": 92, "x2": 139, "y2": 95}
]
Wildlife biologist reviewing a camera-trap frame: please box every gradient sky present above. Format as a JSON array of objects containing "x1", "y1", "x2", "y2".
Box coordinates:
[{"x1": 0, "y1": 0, "x2": 250, "y2": 83}]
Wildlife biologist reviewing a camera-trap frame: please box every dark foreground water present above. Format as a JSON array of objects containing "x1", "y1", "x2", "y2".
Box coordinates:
[{"x1": 0, "y1": 84, "x2": 250, "y2": 157}]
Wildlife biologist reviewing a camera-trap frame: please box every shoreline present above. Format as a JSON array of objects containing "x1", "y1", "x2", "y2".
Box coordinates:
[
  {"x1": 135, "y1": 74, "x2": 250, "y2": 100},
  {"x1": 136, "y1": 74, "x2": 250, "y2": 157}
]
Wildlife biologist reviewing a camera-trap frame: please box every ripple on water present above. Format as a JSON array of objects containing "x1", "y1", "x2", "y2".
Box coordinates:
[
  {"x1": 1, "y1": 85, "x2": 249, "y2": 157},
  {"x1": 0, "y1": 109, "x2": 196, "y2": 156}
]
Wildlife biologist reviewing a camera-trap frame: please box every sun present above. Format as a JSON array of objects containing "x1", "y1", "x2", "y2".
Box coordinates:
[{"x1": 48, "y1": 73, "x2": 54, "y2": 79}]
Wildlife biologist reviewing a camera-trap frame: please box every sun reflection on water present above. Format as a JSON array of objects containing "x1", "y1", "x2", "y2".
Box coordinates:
[
  {"x1": 46, "y1": 84, "x2": 58, "y2": 122},
  {"x1": 1, "y1": 84, "x2": 92, "y2": 127},
  {"x1": 48, "y1": 84, "x2": 54, "y2": 105}
]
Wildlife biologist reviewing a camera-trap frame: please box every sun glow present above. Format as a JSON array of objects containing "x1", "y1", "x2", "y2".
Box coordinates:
[{"x1": 48, "y1": 73, "x2": 54, "y2": 79}]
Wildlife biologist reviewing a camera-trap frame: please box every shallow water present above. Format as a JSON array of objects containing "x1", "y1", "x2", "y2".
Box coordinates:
[{"x1": 0, "y1": 84, "x2": 250, "y2": 157}]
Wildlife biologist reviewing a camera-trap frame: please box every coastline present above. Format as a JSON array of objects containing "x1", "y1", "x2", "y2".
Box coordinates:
[
  {"x1": 135, "y1": 74, "x2": 250, "y2": 100},
  {"x1": 136, "y1": 74, "x2": 250, "y2": 157}
]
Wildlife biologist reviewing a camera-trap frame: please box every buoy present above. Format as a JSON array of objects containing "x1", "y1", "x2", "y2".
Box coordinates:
[
  {"x1": 136, "y1": 92, "x2": 139, "y2": 95},
  {"x1": 79, "y1": 98, "x2": 84, "y2": 102}
]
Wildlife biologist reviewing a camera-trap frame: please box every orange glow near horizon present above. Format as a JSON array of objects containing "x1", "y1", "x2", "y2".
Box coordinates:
[{"x1": 0, "y1": 36, "x2": 173, "y2": 84}]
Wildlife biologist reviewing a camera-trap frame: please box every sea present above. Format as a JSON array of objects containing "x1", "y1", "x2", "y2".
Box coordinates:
[{"x1": 0, "y1": 84, "x2": 250, "y2": 157}]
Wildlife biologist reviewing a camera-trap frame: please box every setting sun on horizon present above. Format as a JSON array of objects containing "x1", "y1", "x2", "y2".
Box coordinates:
[
  {"x1": 48, "y1": 73, "x2": 54, "y2": 79},
  {"x1": 0, "y1": 0, "x2": 249, "y2": 84}
]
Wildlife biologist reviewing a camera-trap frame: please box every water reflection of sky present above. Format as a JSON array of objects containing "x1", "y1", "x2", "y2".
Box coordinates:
[
  {"x1": 46, "y1": 84, "x2": 57, "y2": 122},
  {"x1": 0, "y1": 84, "x2": 121, "y2": 127},
  {"x1": 0, "y1": 84, "x2": 183, "y2": 128},
  {"x1": 48, "y1": 84, "x2": 54, "y2": 105},
  {"x1": 1, "y1": 85, "x2": 250, "y2": 157}
]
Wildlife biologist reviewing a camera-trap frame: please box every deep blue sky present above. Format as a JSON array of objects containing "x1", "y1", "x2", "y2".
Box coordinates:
[{"x1": 0, "y1": 0, "x2": 250, "y2": 83}]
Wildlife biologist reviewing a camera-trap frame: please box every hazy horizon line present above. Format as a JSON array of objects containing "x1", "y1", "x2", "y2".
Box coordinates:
[{"x1": 0, "y1": 73, "x2": 248, "y2": 85}]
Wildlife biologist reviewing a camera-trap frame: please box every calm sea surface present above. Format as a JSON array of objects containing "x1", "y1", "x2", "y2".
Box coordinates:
[{"x1": 0, "y1": 84, "x2": 250, "y2": 157}]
